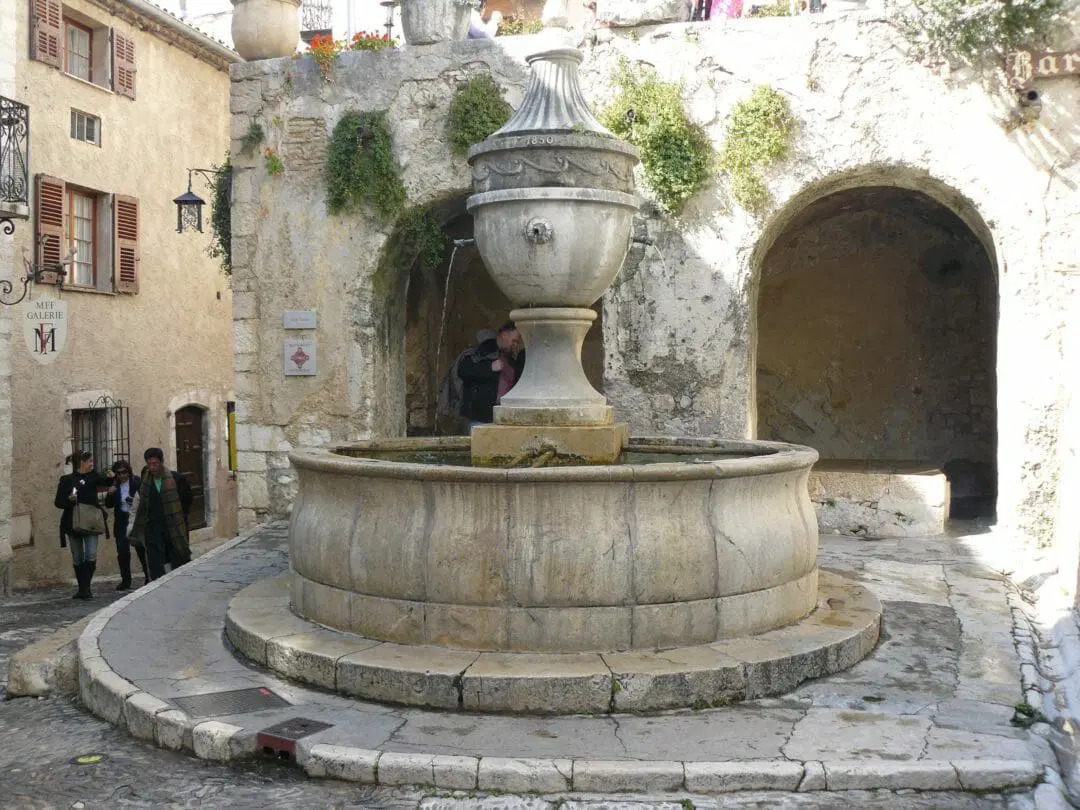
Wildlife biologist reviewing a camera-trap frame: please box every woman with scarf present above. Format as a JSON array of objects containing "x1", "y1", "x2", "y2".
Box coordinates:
[{"x1": 130, "y1": 447, "x2": 192, "y2": 580}]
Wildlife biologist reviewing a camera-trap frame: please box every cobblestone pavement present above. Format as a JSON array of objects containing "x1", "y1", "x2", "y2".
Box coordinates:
[{"x1": 0, "y1": 524, "x2": 1050, "y2": 809}]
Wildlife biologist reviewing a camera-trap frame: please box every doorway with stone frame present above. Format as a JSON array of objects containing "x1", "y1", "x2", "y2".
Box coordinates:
[{"x1": 755, "y1": 184, "x2": 998, "y2": 522}]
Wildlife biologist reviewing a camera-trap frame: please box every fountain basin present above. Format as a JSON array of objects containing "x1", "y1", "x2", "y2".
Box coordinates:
[{"x1": 289, "y1": 437, "x2": 820, "y2": 653}]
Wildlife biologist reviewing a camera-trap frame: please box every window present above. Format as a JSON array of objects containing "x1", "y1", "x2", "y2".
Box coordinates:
[
  {"x1": 35, "y1": 174, "x2": 140, "y2": 293},
  {"x1": 64, "y1": 18, "x2": 91, "y2": 81},
  {"x1": 30, "y1": 2, "x2": 136, "y2": 99},
  {"x1": 72, "y1": 397, "x2": 131, "y2": 472},
  {"x1": 68, "y1": 189, "x2": 95, "y2": 285},
  {"x1": 70, "y1": 110, "x2": 100, "y2": 146}
]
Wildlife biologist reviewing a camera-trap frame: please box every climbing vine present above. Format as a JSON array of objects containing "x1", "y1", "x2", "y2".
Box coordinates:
[
  {"x1": 718, "y1": 85, "x2": 795, "y2": 215},
  {"x1": 208, "y1": 155, "x2": 232, "y2": 275},
  {"x1": 599, "y1": 61, "x2": 715, "y2": 215},
  {"x1": 370, "y1": 205, "x2": 448, "y2": 296},
  {"x1": 446, "y1": 74, "x2": 514, "y2": 156},
  {"x1": 326, "y1": 110, "x2": 406, "y2": 221},
  {"x1": 893, "y1": 0, "x2": 1067, "y2": 66}
]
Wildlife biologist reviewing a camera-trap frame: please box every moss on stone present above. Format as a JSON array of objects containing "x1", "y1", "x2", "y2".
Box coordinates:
[{"x1": 446, "y1": 74, "x2": 514, "y2": 157}]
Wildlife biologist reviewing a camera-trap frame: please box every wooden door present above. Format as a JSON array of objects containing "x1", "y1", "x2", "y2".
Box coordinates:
[{"x1": 175, "y1": 406, "x2": 206, "y2": 530}]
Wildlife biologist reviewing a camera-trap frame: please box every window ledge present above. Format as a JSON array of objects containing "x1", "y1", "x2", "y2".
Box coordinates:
[
  {"x1": 0, "y1": 202, "x2": 29, "y2": 220},
  {"x1": 63, "y1": 72, "x2": 114, "y2": 96},
  {"x1": 61, "y1": 284, "x2": 117, "y2": 296}
]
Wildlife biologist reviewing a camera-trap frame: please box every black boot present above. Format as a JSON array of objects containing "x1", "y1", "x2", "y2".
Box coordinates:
[
  {"x1": 116, "y1": 552, "x2": 132, "y2": 591},
  {"x1": 71, "y1": 565, "x2": 83, "y2": 599},
  {"x1": 73, "y1": 563, "x2": 91, "y2": 600},
  {"x1": 83, "y1": 561, "x2": 96, "y2": 598}
]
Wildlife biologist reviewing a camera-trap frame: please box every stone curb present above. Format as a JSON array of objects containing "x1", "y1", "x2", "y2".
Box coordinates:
[{"x1": 71, "y1": 523, "x2": 1045, "y2": 797}]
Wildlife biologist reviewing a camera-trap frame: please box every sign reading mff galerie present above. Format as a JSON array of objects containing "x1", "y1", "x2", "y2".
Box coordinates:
[
  {"x1": 23, "y1": 299, "x2": 68, "y2": 365},
  {"x1": 1006, "y1": 49, "x2": 1080, "y2": 87}
]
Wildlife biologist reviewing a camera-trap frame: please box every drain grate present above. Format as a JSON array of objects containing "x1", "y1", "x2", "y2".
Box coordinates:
[
  {"x1": 257, "y1": 717, "x2": 334, "y2": 760},
  {"x1": 172, "y1": 686, "x2": 291, "y2": 718}
]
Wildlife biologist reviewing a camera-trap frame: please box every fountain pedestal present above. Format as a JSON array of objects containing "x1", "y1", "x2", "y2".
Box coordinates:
[{"x1": 472, "y1": 307, "x2": 628, "y2": 464}]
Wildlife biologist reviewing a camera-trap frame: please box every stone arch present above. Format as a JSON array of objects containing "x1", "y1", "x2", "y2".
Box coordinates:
[
  {"x1": 368, "y1": 193, "x2": 606, "y2": 437},
  {"x1": 751, "y1": 166, "x2": 1000, "y2": 519}
]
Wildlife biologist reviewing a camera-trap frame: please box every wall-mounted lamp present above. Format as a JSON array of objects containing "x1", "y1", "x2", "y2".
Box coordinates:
[
  {"x1": 173, "y1": 167, "x2": 230, "y2": 234},
  {"x1": 0, "y1": 235, "x2": 76, "y2": 306}
]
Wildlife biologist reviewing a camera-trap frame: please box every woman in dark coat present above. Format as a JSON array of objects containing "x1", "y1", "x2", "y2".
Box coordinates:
[
  {"x1": 104, "y1": 459, "x2": 146, "y2": 590},
  {"x1": 54, "y1": 451, "x2": 110, "y2": 599}
]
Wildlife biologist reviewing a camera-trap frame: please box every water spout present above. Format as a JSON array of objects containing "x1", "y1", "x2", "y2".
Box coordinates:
[
  {"x1": 631, "y1": 235, "x2": 654, "y2": 246},
  {"x1": 433, "y1": 244, "x2": 462, "y2": 422}
]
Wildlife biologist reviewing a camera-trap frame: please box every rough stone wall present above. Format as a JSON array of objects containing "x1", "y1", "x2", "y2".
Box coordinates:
[{"x1": 231, "y1": 17, "x2": 1078, "y2": 550}]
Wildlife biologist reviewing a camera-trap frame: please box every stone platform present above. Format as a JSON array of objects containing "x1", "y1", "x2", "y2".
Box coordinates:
[
  {"x1": 809, "y1": 460, "x2": 950, "y2": 538},
  {"x1": 225, "y1": 570, "x2": 880, "y2": 714},
  {"x1": 69, "y1": 523, "x2": 1059, "y2": 801}
]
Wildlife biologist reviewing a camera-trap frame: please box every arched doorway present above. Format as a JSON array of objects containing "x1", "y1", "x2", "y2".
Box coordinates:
[
  {"x1": 756, "y1": 185, "x2": 998, "y2": 519},
  {"x1": 174, "y1": 405, "x2": 207, "y2": 529},
  {"x1": 402, "y1": 210, "x2": 604, "y2": 436}
]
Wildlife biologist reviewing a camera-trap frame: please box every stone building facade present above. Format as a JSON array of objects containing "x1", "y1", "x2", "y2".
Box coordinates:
[
  {"x1": 6, "y1": 0, "x2": 240, "y2": 586},
  {"x1": 228, "y1": 17, "x2": 1079, "y2": 586}
]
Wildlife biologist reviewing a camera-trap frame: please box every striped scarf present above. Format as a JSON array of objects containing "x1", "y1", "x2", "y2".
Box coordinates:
[{"x1": 133, "y1": 468, "x2": 190, "y2": 563}]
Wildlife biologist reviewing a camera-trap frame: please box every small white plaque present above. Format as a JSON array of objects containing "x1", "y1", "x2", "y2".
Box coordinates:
[
  {"x1": 283, "y1": 310, "x2": 317, "y2": 330},
  {"x1": 284, "y1": 339, "x2": 316, "y2": 376}
]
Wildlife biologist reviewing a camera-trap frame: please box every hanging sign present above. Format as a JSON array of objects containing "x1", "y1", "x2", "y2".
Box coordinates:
[
  {"x1": 284, "y1": 339, "x2": 316, "y2": 376},
  {"x1": 1006, "y1": 49, "x2": 1080, "y2": 87},
  {"x1": 23, "y1": 298, "x2": 68, "y2": 364}
]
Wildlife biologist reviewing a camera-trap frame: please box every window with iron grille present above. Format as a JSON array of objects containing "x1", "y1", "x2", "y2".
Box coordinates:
[{"x1": 71, "y1": 396, "x2": 130, "y2": 470}]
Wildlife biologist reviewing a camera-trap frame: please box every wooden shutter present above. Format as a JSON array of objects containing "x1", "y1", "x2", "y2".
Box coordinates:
[
  {"x1": 30, "y1": 0, "x2": 62, "y2": 68},
  {"x1": 112, "y1": 30, "x2": 136, "y2": 99},
  {"x1": 114, "y1": 195, "x2": 139, "y2": 293},
  {"x1": 36, "y1": 175, "x2": 65, "y2": 285}
]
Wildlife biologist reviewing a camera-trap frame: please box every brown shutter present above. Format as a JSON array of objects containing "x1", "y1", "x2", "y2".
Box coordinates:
[
  {"x1": 112, "y1": 30, "x2": 136, "y2": 99},
  {"x1": 36, "y1": 175, "x2": 65, "y2": 285},
  {"x1": 30, "y1": 0, "x2": 62, "y2": 68},
  {"x1": 114, "y1": 195, "x2": 139, "y2": 293}
]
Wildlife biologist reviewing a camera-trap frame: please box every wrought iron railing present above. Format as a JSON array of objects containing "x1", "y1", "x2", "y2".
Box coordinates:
[{"x1": 0, "y1": 96, "x2": 29, "y2": 233}]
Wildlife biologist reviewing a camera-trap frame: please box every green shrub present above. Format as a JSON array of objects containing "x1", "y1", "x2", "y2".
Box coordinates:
[
  {"x1": 496, "y1": 16, "x2": 544, "y2": 35},
  {"x1": 446, "y1": 74, "x2": 513, "y2": 157},
  {"x1": 326, "y1": 110, "x2": 406, "y2": 221},
  {"x1": 208, "y1": 156, "x2": 232, "y2": 275},
  {"x1": 599, "y1": 62, "x2": 715, "y2": 214},
  {"x1": 895, "y1": 0, "x2": 1066, "y2": 65},
  {"x1": 718, "y1": 85, "x2": 795, "y2": 215}
]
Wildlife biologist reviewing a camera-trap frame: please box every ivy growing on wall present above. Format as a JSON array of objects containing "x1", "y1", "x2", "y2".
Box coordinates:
[
  {"x1": 326, "y1": 110, "x2": 406, "y2": 221},
  {"x1": 599, "y1": 62, "x2": 715, "y2": 215},
  {"x1": 894, "y1": 0, "x2": 1067, "y2": 66},
  {"x1": 370, "y1": 205, "x2": 448, "y2": 297},
  {"x1": 446, "y1": 74, "x2": 513, "y2": 157},
  {"x1": 208, "y1": 155, "x2": 232, "y2": 275},
  {"x1": 718, "y1": 85, "x2": 795, "y2": 215}
]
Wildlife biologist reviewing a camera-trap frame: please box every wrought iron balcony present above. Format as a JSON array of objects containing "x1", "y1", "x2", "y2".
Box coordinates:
[{"x1": 0, "y1": 96, "x2": 29, "y2": 234}]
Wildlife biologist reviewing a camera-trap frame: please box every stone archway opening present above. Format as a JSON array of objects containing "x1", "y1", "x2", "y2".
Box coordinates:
[
  {"x1": 756, "y1": 185, "x2": 998, "y2": 520},
  {"x1": 406, "y1": 207, "x2": 609, "y2": 438},
  {"x1": 402, "y1": 208, "x2": 605, "y2": 437}
]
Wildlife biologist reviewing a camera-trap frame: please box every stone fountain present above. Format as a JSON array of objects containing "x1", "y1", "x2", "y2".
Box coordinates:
[{"x1": 225, "y1": 49, "x2": 881, "y2": 715}]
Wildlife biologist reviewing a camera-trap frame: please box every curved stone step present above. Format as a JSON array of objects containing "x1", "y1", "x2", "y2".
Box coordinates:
[{"x1": 225, "y1": 569, "x2": 882, "y2": 714}]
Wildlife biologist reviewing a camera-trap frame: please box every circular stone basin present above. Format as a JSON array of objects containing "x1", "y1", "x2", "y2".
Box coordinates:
[{"x1": 289, "y1": 437, "x2": 820, "y2": 654}]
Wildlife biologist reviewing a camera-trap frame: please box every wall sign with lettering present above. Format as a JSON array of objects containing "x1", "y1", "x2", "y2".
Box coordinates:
[
  {"x1": 1006, "y1": 49, "x2": 1080, "y2": 87},
  {"x1": 23, "y1": 299, "x2": 68, "y2": 365}
]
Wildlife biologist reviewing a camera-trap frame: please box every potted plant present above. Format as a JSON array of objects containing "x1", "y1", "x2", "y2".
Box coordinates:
[{"x1": 400, "y1": 0, "x2": 476, "y2": 45}]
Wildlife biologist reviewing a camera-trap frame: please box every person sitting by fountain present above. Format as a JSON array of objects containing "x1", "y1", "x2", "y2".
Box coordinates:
[{"x1": 457, "y1": 321, "x2": 525, "y2": 428}]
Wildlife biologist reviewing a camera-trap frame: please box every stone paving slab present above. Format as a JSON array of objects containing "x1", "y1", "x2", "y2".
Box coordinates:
[{"x1": 70, "y1": 523, "x2": 1060, "y2": 798}]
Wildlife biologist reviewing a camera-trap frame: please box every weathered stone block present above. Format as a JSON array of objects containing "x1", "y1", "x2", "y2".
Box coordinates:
[
  {"x1": 461, "y1": 652, "x2": 611, "y2": 714},
  {"x1": 684, "y1": 760, "x2": 804, "y2": 792},
  {"x1": 300, "y1": 743, "x2": 379, "y2": 781},
  {"x1": 572, "y1": 759, "x2": 684, "y2": 792},
  {"x1": 477, "y1": 757, "x2": 573, "y2": 793}
]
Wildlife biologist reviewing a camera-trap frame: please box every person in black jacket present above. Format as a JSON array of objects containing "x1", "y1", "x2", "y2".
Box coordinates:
[
  {"x1": 457, "y1": 321, "x2": 526, "y2": 427},
  {"x1": 54, "y1": 451, "x2": 111, "y2": 599},
  {"x1": 104, "y1": 459, "x2": 147, "y2": 590}
]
